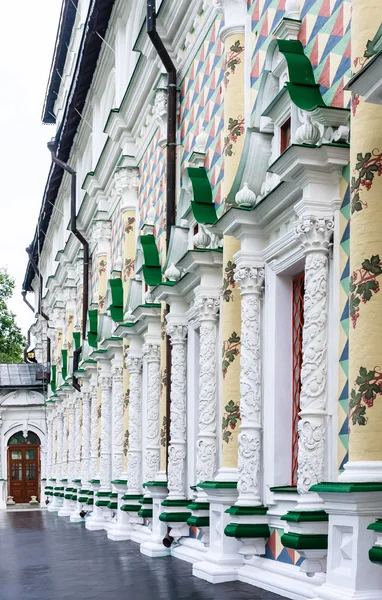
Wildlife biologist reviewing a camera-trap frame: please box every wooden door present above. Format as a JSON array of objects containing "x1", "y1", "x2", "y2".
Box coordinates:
[{"x1": 8, "y1": 445, "x2": 40, "y2": 503}]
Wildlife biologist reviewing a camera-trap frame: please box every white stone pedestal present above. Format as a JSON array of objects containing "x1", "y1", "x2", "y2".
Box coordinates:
[
  {"x1": 107, "y1": 481, "x2": 130, "y2": 541},
  {"x1": 140, "y1": 484, "x2": 171, "y2": 558},
  {"x1": 312, "y1": 484, "x2": 382, "y2": 600},
  {"x1": 193, "y1": 485, "x2": 243, "y2": 583}
]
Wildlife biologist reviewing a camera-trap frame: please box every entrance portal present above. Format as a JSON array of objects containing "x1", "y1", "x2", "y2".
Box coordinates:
[{"x1": 8, "y1": 431, "x2": 40, "y2": 503}]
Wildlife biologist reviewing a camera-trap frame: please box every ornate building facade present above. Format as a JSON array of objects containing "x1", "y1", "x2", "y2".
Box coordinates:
[{"x1": 22, "y1": 0, "x2": 382, "y2": 598}]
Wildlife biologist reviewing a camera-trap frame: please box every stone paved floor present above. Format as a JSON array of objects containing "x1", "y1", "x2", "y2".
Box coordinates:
[{"x1": 0, "y1": 510, "x2": 285, "y2": 600}]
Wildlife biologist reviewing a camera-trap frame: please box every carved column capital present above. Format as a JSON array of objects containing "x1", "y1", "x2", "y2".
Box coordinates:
[
  {"x1": 114, "y1": 167, "x2": 139, "y2": 212},
  {"x1": 111, "y1": 364, "x2": 124, "y2": 380},
  {"x1": 195, "y1": 296, "x2": 220, "y2": 320},
  {"x1": 98, "y1": 375, "x2": 112, "y2": 390},
  {"x1": 234, "y1": 266, "x2": 265, "y2": 296},
  {"x1": 166, "y1": 323, "x2": 188, "y2": 344},
  {"x1": 126, "y1": 352, "x2": 143, "y2": 373},
  {"x1": 142, "y1": 342, "x2": 161, "y2": 363},
  {"x1": 295, "y1": 216, "x2": 334, "y2": 254}
]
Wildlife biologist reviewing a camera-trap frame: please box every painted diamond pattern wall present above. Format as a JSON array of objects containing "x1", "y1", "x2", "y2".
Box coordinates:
[
  {"x1": 179, "y1": 16, "x2": 225, "y2": 208},
  {"x1": 265, "y1": 527, "x2": 304, "y2": 565},
  {"x1": 138, "y1": 129, "x2": 166, "y2": 258},
  {"x1": 248, "y1": 0, "x2": 351, "y2": 120},
  {"x1": 110, "y1": 205, "x2": 123, "y2": 271}
]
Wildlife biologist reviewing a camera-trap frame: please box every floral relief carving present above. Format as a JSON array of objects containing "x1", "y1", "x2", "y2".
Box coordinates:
[
  {"x1": 74, "y1": 399, "x2": 81, "y2": 479},
  {"x1": 224, "y1": 116, "x2": 245, "y2": 157},
  {"x1": 237, "y1": 433, "x2": 260, "y2": 498},
  {"x1": 350, "y1": 255, "x2": 382, "y2": 328},
  {"x1": 297, "y1": 420, "x2": 325, "y2": 493},
  {"x1": 90, "y1": 385, "x2": 99, "y2": 477},
  {"x1": 99, "y1": 375, "x2": 113, "y2": 487},
  {"x1": 222, "y1": 331, "x2": 240, "y2": 378},
  {"x1": 112, "y1": 367, "x2": 124, "y2": 480},
  {"x1": 349, "y1": 366, "x2": 382, "y2": 426},
  {"x1": 81, "y1": 393, "x2": 91, "y2": 484},
  {"x1": 126, "y1": 354, "x2": 142, "y2": 493},
  {"x1": 143, "y1": 343, "x2": 161, "y2": 482},
  {"x1": 351, "y1": 150, "x2": 382, "y2": 214}
]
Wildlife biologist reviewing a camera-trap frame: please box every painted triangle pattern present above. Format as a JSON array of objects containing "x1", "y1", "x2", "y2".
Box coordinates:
[
  {"x1": 265, "y1": 527, "x2": 304, "y2": 565},
  {"x1": 110, "y1": 204, "x2": 123, "y2": 271},
  {"x1": 179, "y1": 16, "x2": 225, "y2": 208},
  {"x1": 248, "y1": 0, "x2": 351, "y2": 122},
  {"x1": 138, "y1": 129, "x2": 166, "y2": 260}
]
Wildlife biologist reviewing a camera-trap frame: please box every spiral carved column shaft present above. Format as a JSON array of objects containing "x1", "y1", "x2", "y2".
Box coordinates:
[
  {"x1": 56, "y1": 406, "x2": 64, "y2": 481},
  {"x1": 234, "y1": 266, "x2": 264, "y2": 505},
  {"x1": 296, "y1": 216, "x2": 333, "y2": 494},
  {"x1": 143, "y1": 343, "x2": 161, "y2": 484},
  {"x1": 81, "y1": 392, "x2": 91, "y2": 485},
  {"x1": 195, "y1": 298, "x2": 219, "y2": 485},
  {"x1": 47, "y1": 413, "x2": 53, "y2": 479},
  {"x1": 111, "y1": 365, "x2": 124, "y2": 480},
  {"x1": 68, "y1": 400, "x2": 76, "y2": 482},
  {"x1": 126, "y1": 354, "x2": 143, "y2": 494},
  {"x1": 89, "y1": 384, "x2": 99, "y2": 479},
  {"x1": 166, "y1": 324, "x2": 188, "y2": 499},
  {"x1": 99, "y1": 374, "x2": 113, "y2": 490},
  {"x1": 74, "y1": 395, "x2": 81, "y2": 480}
]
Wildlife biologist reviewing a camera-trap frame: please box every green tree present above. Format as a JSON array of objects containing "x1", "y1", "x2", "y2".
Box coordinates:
[{"x1": 0, "y1": 268, "x2": 25, "y2": 363}]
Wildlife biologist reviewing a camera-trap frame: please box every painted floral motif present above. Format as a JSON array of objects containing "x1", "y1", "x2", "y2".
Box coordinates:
[
  {"x1": 123, "y1": 430, "x2": 129, "y2": 456},
  {"x1": 351, "y1": 93, "x2": 360, "y2": 117},
  {"x1": 350, "y1": 255, "x2": 382, "y2": 328},
  {"x1": 224, "y1": 116, "x2": 245, "y2": 157},
  {"x1": 224, "y1": 40, "x2": 244, "y2": 88},
  {"x1": 161, "y1": 307, "x2": 168, "y2": 340},
  {"x1": 351, "y1": 150, "x2": 382, "y2": 213},
  {"x1": 354, "y1": 25, "x2": 382, "y2": 70},
  {"x1": 98, "y1": 437, "x2": 101, "y2": 458},
  {"x1": 98, "y1": 294, "x2": 106, "y2": 310},
  {"x1": 98, "y1": 259, "x2": 107, "y2": 275},
  {"x1": 222, "y1": 400, "x2": 240, "y2": 443},
  {"x1": 123, "y1": 258, "x2": 135, "y2": 282},
  {"x1": 123, "y1": 388, "x2": 130, "y2": 409},
  {"x1": 124, "y1": 216, "x2": 135, "y2": 235},
  {"x1": 222, "y1": 260, "x2": 236, "y2": 302},
  {"x1": 67, "y1": 341, "x2": 72, "y2": 354},
  {"x1": 222, "y1": 332, "x2": 240, "y2": 378},
  {"x1": 68, "y1": 314, "x2": 74, "y2": 325},
  {"x1": 160, "y1": 416, "x2": 167, "y2": 448},
  {"x1": 97, "y1": 405, "x2": 101, "y2": 419},
  {"x1": 160, "y1": 368, "x2": 167, "y2": 394},
  {"x1": 350, "y1": 366, "x2": 382, "y2": 426}
]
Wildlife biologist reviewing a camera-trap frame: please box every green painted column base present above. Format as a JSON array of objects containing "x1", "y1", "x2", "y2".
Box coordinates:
[
  {"x1": 369, "y1": 546, "x2": 382, "y2": 564},
  {"x1": 225, "y1": 523, "x2": 270, "y2": 538},
  {"x1": 280, "y1": 532, "x2": 328, "y2": 550}
]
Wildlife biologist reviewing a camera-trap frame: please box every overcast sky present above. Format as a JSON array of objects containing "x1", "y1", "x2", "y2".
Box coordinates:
[{"x1": 0, "y1": 0, "x2": 62, "y2": 335}]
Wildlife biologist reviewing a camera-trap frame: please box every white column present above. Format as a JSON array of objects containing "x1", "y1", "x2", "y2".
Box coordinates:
[
  {"x1": 166, "y1": 322, "x2": 188, "y2": 500},
  {"x1": 57, "y1": 403, "x2": 64, "y2": 481},
  {"x1": 68, "y1": 399, "x2": 76, "y2": 482},
  {"x1": 74, "y1": 394, "x2": 81, "y2": 480},
  {"x1": 81, "y1": 391, "x2": 91, "y2": 486},
  {"x1": 234, "y1": 266, "x2": 264, "y2": 505},
  {"x1": 195, "y1": 297, "x2": 220, "y2": 486},
  {"x1": 111, "y1": 363, "x2": 124, "y2": 480},
  {"x1": 143, "y1": 343, "x2": 161, "y2": 484},
  {"x1": 47, "y1": 412, "x2": 53, "y2": 480},
  {"x1": 296, "y1": 216, "x2": 333, "y2": 494},
  {"x1": 89, "y1": 381, "x2": 99, "y2": 479},
  {"x1": 126, "y1": 352, "x2": 143, "y2": 493},
  {"x1": 62, "y1": 399, "x2": 69, "y2": 480},
  {"x1": 52, "y1": 407, "x2": 58, "y2": 479},
  {"x1": 99, "y1": 372, "x2": 113, "y2": 490}
]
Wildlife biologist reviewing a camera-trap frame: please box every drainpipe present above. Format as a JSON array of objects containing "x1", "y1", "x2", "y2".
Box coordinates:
[
  {"x1": 47, "y1": 141, "x2": 90, "y2": 393},
  {"x1": 147, "y1": 0, "x2": 177, "y2": 469},
  {"x1": 22, "y1": 289, "x2": 50, "y2": 366},
  {"x1": 25, "y1": 247, "x2": 50, "y2": 322}
]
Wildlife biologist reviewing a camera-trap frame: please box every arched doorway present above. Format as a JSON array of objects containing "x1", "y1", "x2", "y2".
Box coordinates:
[{"x1": 7, "y1": 431, "x2": 41, "y2": 503}]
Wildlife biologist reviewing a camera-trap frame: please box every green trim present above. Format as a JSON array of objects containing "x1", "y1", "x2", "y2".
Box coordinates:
[
  {"x1": 71, "y1": 495, "x2": 77, "y2": 501},
  {"x1": 281, "y1": 532, "x2": 328, "y2": 550},
  {"x1": 270, "y1": 486, "x2": 298, "y2": 494},
  {"x1": 281, "y1": 510, "x2": 328, "y2": 523},
  {"x1": 78, "y1": 497, "x2": 88, "y2": 503},
  {"x1": 186, "y1": 167, "x2": 217, "y2": 225},
  {"x1": 369, "y1": 545, "x2": 382, "y2": 564},
  {"x1": 73, "y1": 332, "x2": 81, "y2": 351},
  {"x1": 86, "y1": 499, "x2": 94, "y2": 505},
  {"x1": 109, "y1": 493, "x2": 118, "y2": 499},
  {"x1": 107, "y1": 502, "x2": 118, "y2": 510},
  {"x1": 96, "y1": 491, "x2": 111, "y2": 497},
  {"x1": 368, "y1": 519, "x2": 382, "y2": 532},
  {"x1": 159, "y1": 511, "x2": 191, "y2": 523},
  {"x1": 111, "y1": 479, "x2": 127, "y2": 485},
  {"x1": 108, "y1": 278, "x2": 124, "y2": 323},
  {"x1": 79, "y1": 490, "x2": 89, "y2": 495},
  {"x1": 143, "y1": 481, "x2": 167, "y2": 487},
  {"x1": 139, "y1": 497, "x2": 153, "y2": 505},
  {"x1": 50, "y1": 365, "x2": 57, "y2": 392},
  {"x1": 187, "y1": 516, "x2": 210, "y2": 528},
  {"x1": 64, "y1": 494, "x2": 73, "y2": 499},
  {"x1": 121, "y1": 504, "x2": 141, "y2": 512},
  {"x1": 138, "y1": 508, "x2": 153, "y2": 518},
  {"x1": 95, "y1": 500, "x2": 110, "y2": 507},
  {"x1": 197, "y1": 481, "x2": 237, "y2": 489},
  {"x1": 225, "y1": 523, "x2": 271, "y2": 539},
  {"x1": 87, "y1": 309, "x2": 98, "y2": 348},
  {"x1": 121, "y1": 494, "x2": 142, "y2": 500},
  {"x1": 276, "y1": 39, "x2": 326, "y2": 111},
  {"x1": 61, "y1": 349, "x2": 68, "y2": 380},
  {"x1": 88, "y1": 479, "x2": 100, "y2": 484},
  {"x1": 225, "y1": 505, "x2": 268, "y2": 516},
  {"x1": 187, "y1": 502, "x2": 209, "y2": 511},
  {"x1": 72, "y1": 479, "x2": 81, "y2": 483},
  {"x1": 311, "y1": 482, "x2": 382, "y2": 493},
  {"x1": 140, "y1": 235, "x2": 162, "y2": 286},
  {"x1": 161, "y1": 499, "x2": 190, "y2": 507}
]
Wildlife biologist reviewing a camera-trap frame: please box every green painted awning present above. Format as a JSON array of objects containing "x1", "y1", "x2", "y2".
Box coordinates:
[
  {"x1": 51, "y1": 365, "x2": 57, "y2": 393},
  {"x1": 108, "y1": 278, "x2": 124, "y2": 322},
  {"x1": 140, "y1": 235, "x2": 162, "y2": 286},
  {"x1": 61, "y1": 350, "x2": 68, "y2": 380},
  {"x1": 87, "y1": 309, "x2": 98, "y2": 348},
  {"x1": 187, "y1": 167, "x2": 217, "y2": 224},
  {"x1": 72, "y1": 332, "x2": 81, "y2": 350},
  {"x1": 276, "y1": 39, "x2": 326, "y2": 111}
]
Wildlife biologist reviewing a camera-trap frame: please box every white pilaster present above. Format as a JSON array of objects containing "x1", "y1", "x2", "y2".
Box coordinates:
[
  {"x1": 142, "y1": 342, "x2": 161, "y2": 485},
  {"x1": 111, "y1": 363, "x2": 124, "y2": 480},
  {"x1": 99, "y1": 371, "x2": 113, "y2": 491},
  {"x1": 126, "y1": 351, "x2": 143, "y2": 494}
]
